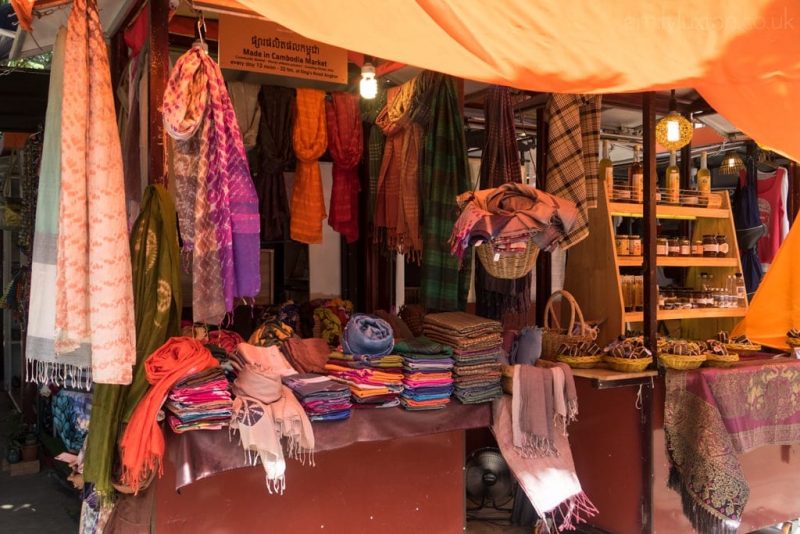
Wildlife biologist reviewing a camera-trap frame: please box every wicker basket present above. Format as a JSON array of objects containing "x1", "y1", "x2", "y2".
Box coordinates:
[
  {"x1": 475, "y1": 238, "x2": 539, "y2": 280},
  {"x1": 724, "y1": 342, "x2": 761, "y2": 354},
  {"x1": 787, "y1": 338, "x2": 800, "y2": 348},
  {"x1": 557, "y1": 354, "x2": 602, "y2": 369},
  {"x1": 541, "y1": 290, "x2": 595, "y2": 361},
  {"x1": 704, "y1": 353, "x2": 740, "y2": 368},
  {"x1": 658, "y1": 353, "x2": 706, "y2": 370},
  {"x1": 602, "y1": 355, "x2": 653, "y2": 373}
]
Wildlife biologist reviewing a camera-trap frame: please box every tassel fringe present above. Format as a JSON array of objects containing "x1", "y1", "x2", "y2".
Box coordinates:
[
  {"x1": 669, "y1": 467, "x2": 740, "y2": 534},
  {"x1": 549, "y1": 491, "x2": 598, "y2": 532},
  {"x1": 26, "y1": 359, "x2": 92, "y2": 390}
]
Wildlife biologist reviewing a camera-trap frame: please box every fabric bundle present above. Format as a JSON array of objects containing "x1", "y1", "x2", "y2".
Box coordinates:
[
  {"x1": 312, "y1": 298, "x2": 353, "y2": 347},
  {"x1": 342, "y1": 313, "x2": 394, "y2": 357},
  {"x1": 424, "y1": 312, "x2": 504, "y2": 404},
  {"x1": 166, "y1": 367, "x2": 233, "y2": 433},
  {"x1": 119, "y1": 338, "x2": 218, "y2": 493},
  {"x1": 375, "y1": 81, "x2": 422, "y2": 258},
  {"x1": 326, "y1": 92, "x2": 363, "y2": 243},
  {"x1": 281, "y1": 337, "x2": 330, "y2": 374},
  {"x1": 290, "y1": 88, "x2": 328, "y2": 244},
  {"x1": 394, "y1": 337, "x2": 454, "y2": 411},
  {"x1": 256, "y1": 86, "x2": 295, "y2": 241},
  {"x1": 206, "y1": 329, "x2": 245, "y2": 356},
  {"x1": 326, "y1": 356, "x2": 404, "y2": 409},
  {"x1": 283, "y1": 373, "x2": 352, "y2": 422},
  {"x1": 545, "y1": 94, "x2": 602, "y2": 249},
  {"x1": 163, "y1": 44, "x2": 261, "y2": 325},
  {"x1": 230, "y1": 343, "x2": 315, "y2": 493},
  {"x1": 50, "y1": 0, "x2": 136, "y2": 384}
]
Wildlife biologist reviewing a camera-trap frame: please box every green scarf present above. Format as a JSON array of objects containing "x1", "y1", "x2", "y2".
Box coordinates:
[
  {"x1": 360, "y1": 89, "x2": 387, "y2": 224},
  {"x1": 84, "y1": 184, "x2": 182, "y2": 499},
  {"x1": 416, "y1": 73, "x2": 471, "y2": 311}
]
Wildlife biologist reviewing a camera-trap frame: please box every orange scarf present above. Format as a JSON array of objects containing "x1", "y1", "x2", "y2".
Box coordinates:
[
  {"x1": 10, "y1": 0, "x2": 33, "y2": 32},
  {"x1": 119, "y1": 337, "x2": 218, "y2": 493},
  {"x1": 290, "y1": 89, "x2": 328, "y2": 244}
]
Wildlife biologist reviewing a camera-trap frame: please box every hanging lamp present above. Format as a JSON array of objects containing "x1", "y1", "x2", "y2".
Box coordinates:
[
  {"x1": 360, "y1": 63, "x2": 377, "y2": 99},
  {"x1": 655, "y1": 90, "x2": 693, "y2": 151},
  {"x1": 719, "y1": 151, "x2": 745, "y2": 175}
]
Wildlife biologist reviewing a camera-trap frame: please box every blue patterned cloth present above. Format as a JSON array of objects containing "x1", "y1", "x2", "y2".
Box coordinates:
[{"x1": 342, "y1": 314, "x2": 394, "y2": 357}]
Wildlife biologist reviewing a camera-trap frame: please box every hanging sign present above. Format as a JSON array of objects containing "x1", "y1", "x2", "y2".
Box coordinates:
[{"x1": 218, "y1": 15, "x2": 348, "y2": 84}]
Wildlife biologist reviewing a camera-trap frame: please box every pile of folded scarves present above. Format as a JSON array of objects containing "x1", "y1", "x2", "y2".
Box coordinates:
[
  {"x1": 166, "y1": 367, "x2": 233, "y2": 433},
  {"x1": 423, "y1": 312, "x2": 504, "y2": 404},
  {"x1": 283, "y1": 373, "x2": 352, "y2": 421},
  {"x1": 394, "y1": 337, "x2": 454, "y2": 411}
]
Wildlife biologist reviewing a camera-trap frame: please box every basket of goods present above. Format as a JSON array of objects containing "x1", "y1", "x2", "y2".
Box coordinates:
[
  {"x1": 718, "y1": 332, "x2": 762, "y2": 353},
  {"x1": 658, "y1": 340, "x2": 706, "y2": 370},
  {"x1": 541, "y1": 290, "x2": 597, "y2": 360},
  {"x1": 556, "y1": 341, "x2": 604, "y2": 369},
  {"x1": 701, "y1": 340, "x2": 739, "y2": 368},
  {"x1": 602, "y1": 338, "x2": 653, "y2": 373},
  {"x1": 787, "y1": 328, "x2": 800, "y2": 348},
  {"x1": 475, "y1": 238, "x2": 540, "y2": 280}
]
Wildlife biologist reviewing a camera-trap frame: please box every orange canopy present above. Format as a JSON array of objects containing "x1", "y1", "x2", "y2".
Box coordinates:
[{"x1": 238, "y1": 0, "x2": 800, "y2": 161}]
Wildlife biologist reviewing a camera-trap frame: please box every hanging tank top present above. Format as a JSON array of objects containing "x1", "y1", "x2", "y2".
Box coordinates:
[{"x1": 757, "y1": 167, "x2": 787, "y2": 265}]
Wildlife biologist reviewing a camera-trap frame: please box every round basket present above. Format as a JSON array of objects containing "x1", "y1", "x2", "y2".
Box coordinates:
[
  {"x1": 704, "y1": 352, "x2": 740, "y2": 368},
  {"x1": 602, "y1": 355, "x2": 653, "y2": 373},
  {"x1": 476, "y1": 238, "x2": 539, "y2": 280},
  {"x1": 787, "y1": 338, "x2": 800, "y2": 348},
  {"x1": 658, "y1": 353, "x2": 706, "y2": 371},
  {"x1": 557, "y1": 354, "x2": 603, "y2": 369},
  {"x1": 541, "y1": 290, "x2": 595, "y2": 361},
  {"x1": 724, "y1": 342, "x2": 761, "y2": 354}
]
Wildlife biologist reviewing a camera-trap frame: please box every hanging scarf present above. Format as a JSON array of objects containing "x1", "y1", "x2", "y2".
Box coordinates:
[
  {"x1": 256, "y1": 86, "x2": 295, "y2": 241},
  {"x1": 476, "y1": 86, "x2": 530, "y2": 320},
  {"x1": 290, "y1": 88, "x2": 328, "y2": 244},
  {"x1": 163, "y1": 44, "x2": 261, "y2": 321},
  {"x1": 228, "y1": 81, "x2": 262, "y2": 149},
  {"x1": 55, "y1": 0, "x2": 135, "y2": 384},
  {"x1": 326, "y1": 92, "x2": 363, "y2": 243},
  {"x1": 84, "y1": 185, "x2": 183, "y2": 500},
  {"x1": 375, "y1": 80, "x2": 423, "y2": 259},
  {"x1": 416, "y1": 72, "x2": 471, "y2": 311},
  {"x1": 119, "y1": 338, "x2": 218, "y2": 493},
  {"x1": 360, "y1": 90, "x2": 387, "y2": 224}
]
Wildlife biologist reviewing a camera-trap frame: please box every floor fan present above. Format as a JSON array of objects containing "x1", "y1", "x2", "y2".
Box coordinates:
[{"x1": 465, "y1": 447, "x2": 514, "y2": 512}]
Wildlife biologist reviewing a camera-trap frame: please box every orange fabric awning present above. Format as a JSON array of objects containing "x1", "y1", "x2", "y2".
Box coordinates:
[{"x1": 236, "y1": 0, "x2": 800, "y2": 162}]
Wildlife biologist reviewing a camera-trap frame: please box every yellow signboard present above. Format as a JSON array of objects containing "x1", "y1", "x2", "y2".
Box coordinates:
[{"x1": 218, "y1": 15, "x2": 348, "y2": 84}]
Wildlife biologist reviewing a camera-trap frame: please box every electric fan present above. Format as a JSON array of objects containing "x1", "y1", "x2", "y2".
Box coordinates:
[{"x1": 465, "y1": 447, "x2": 514, "y2": 511}]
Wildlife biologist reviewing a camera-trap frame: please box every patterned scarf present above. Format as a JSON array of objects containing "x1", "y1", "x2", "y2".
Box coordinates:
[
  {"x1": 55, "y1": 0, "x2": 135, "y2": 384},
  {"x1": 164, "y1": 44, "x2": 261, "y2": 321},
  {"x1": 375, "y1": 81, "x2": 422, "y2": 259},
  {"x1": 545, "y1": 94, "x2": 601, "y2": 249},
  {"x1": 416, "y1": 72, "x2": 471, "y2": 311},
  {"x1": 360, "y1": 90, "x2": 387, "y2": 224},
  {"x1": 290, "y1": 88, "x2": 328, "y2": 244},
  {"x1": 326, "y1": 92, "x2": 363, "y2": 243},
  {"x1": 256, "y1": 86, "x2": 295, "y2": 241}
]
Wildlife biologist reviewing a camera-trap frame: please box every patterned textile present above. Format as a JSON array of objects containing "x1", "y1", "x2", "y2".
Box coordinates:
[
  {"x1": 545, "y1": 94, "x2": 602, "y2": 249},
  {"x1": 665, "y1": 361, "x2": 800, "y2": 534},
  {"x1": 360, "y1": 89, "x2": 387, "y2": 223},
  {"x1": 416, "y1": 72, "x2": 471, "y2": 311},
  {"x1": 256, "y1": 86, "x2": 295, "y2": 241},
  {"x1": 56, "y1": 0, "x2": 135, "y2": 384},
  {"x1": 53, "y1": 389, "x2": 92, "y2": 453},
  {"x1": 326, "y1": 92, "x2": 363, "y2": 243},
  {"x1": 290, "y1": 88, "x2": 328, "y2": 244},
  {"x1": 164, "y1": 44, "x2": 261, "y2": 322},
  {"x1": 375, "y1": 81, "x2": 422, "y2": 258},
  {"x1": 19, "y1": 132, "x2": 42, "y2": 258},
  {"x1": 342, "y1": 313, "x2": 394, "y2": 357}
]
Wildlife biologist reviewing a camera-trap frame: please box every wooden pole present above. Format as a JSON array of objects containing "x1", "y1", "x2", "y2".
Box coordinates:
[
  {"x1": 535, "y1": 106, "x2": 551, "y2": 325},
  {"x1": 148, "y1": 0, "x2": 170, "y2": 186}
]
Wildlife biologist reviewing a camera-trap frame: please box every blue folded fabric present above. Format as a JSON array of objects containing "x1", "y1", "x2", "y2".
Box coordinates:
[
  {"x1": 342, "y1": 313, "x2": 394, "y2": 357},
  {"x1": 512, "y1": 326, "x2": 542, "y2": 365}
]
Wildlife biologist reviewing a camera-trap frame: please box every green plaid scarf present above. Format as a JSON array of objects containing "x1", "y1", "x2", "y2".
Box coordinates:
[
  {"x1": 83, "y1": 185, "x2": 182, "y2": 500},
  {"x1": 416, "y1": 73, "x2": 471, "y2": 311},
  {"x1": 361, "y1": 89, "x2": 387, "y2": 224}
]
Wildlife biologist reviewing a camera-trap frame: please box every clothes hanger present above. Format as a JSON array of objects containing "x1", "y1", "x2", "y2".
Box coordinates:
[
  {"x1": 193, "y1": 10, "x2": 208, "y2": 52},
  {"x1": 756, "y1": 149, "x2": 779, "y2": 176}
]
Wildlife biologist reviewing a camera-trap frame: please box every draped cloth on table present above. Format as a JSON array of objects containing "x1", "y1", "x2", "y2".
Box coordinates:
[
  {"x1": 290, "y1": 88, "x2": 328, "y2": 244},
  {"x1": 375, "y1": 81, "x2": 422, "y2": 258},
  {"x1": 665, "y1": 362, "x2": 800, "y2": 534},
  {"x1": 84, "y1": 185, "x2": 183, "y2": 500},
  {"x1": 326, "y1": 92, "x2": 363, "y2": 243},
  {"x1": 545, "y1": 94, "x2": 601, "y2": 250},
  {"x1": 236, "y1": 1, "x2": 800, "y2": 165},
  {"x1": 416, "y1": 73, "x2": 471, "y2": 311},
  {"x1": 55, "y1": 0, "x2": 135, "y2": 384},
  {"x1": 163, "y1": 44, "x2": 261, "y2": 323},
  {"x1": 256, "y1": 86, "x2": 295, "y2": 241},
  {"x1": 361, "y1": 89, "x2": 387, "y2": 224},
  {"x1": 476, "y1": 86, "x2": 529, "y2": 320}
]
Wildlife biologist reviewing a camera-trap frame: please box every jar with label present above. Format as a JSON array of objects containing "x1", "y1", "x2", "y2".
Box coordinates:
[
  {"x1": 668, "y1": 238, "x2": 681, "y2": 256},
  {"x1": 692, "y1": 240, "x2": 704, "y2": 256},
  {"x1": 629, "y1": 235, "x2": 642, "y2": 256},
  {"x1": 716, "y1": 234, "x2": 729, "y2": 257},
  {"x1": 616, "y1": 234, "x2": 630, "y2": 256},
  {"x1": 703, "y1": 235, "x2": 719, "y2": 257},
  {"x1": 679, "y1": 239, "x2": 691, "y2": 256},
  {"x1": 656, "y1": 237, "x2": 668, "y2": 256}
]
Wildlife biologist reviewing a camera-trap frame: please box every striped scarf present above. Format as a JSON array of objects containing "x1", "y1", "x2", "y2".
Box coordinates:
[
  {"x1": 360, "y1": 90, "x2": 387, "y2": 224},
  {"x1": 326, "y1": 92, "x2": 363, "y2": 243},
  {"x1": 290, "y1": 89, "x2": 328, "y2": 244}
]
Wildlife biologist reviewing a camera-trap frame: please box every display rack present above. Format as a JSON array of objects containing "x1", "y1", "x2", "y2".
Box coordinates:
[{"x1": 565, "y1": 185, "x2": 747, "y2": 345}]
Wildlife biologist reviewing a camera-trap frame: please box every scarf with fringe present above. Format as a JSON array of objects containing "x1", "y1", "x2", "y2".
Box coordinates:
[{"x1": 326, "y1": 92, "x2": 363, "y2": 243}]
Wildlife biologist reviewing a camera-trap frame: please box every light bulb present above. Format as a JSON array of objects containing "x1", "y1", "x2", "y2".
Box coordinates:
[
  {"x1": 728, "y1": 157, "x2": 735, "y2": 168},
  {"x1": 360, "y1": 63, "x2": 377, "y2": 99},
  {"x1": 666, "y1": 119, "x2": 680, "y2": 142}
]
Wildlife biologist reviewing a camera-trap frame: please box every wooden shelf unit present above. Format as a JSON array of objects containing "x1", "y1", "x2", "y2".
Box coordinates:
[{"x1": 565, "y1": 187, "x2": 747, "y2": 345}]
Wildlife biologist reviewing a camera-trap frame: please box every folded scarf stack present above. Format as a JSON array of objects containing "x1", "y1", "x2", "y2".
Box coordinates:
[
  {"x1": 325, "y1": 357, "x2": 403, "y2": 409},
  {"x1": 394, "y1": 337, "x2": 454, "y2": 411},
  {"x1": 424, "y1": 312, "x2": 504, "y2": 404},
  {"x1": 283, "y1": 373, "x2": 352, "y2": 422},
  {"x1": 281, "y1": 337, "x2": 330, "y2": 374},
  {"x1": 166, "y1": 367, "x2": 233, "y2": 434}
]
